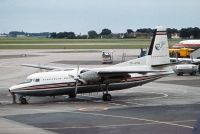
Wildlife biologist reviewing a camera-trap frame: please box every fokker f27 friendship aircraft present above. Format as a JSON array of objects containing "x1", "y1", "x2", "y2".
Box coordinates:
[{"x1": 9, "y1": 26, "x2": 173, "y2": 104}]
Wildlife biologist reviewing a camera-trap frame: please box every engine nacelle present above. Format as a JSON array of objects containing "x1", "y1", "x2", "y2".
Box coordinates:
[{"x1": 79, "y1": 71, "x2": 101, "y2": 82}]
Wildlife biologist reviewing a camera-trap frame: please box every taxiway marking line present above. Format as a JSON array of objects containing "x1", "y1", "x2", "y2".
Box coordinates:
[
  {"x1": 107, "y1": 102, "x2": 127, "y2": 107},
  {"x1": 44, "y1": 119, "x2": 196, "y2": 129},
  {"x1": 78, "y1": 94, "x2": 145, "y2": 107},
  {"x1": 0, "y1": 108, "x2": 195, "y2": 130},
  {"x1": 0, "y1": 119, "x2": 195, "y2": 130},
  {"x1": 172, "y1": 120, "x2": 196, "y2": 123},
  {"x1": 124, "y1": 102, "x2": 145, "y2": 105},
  {"x1": 77, "y1": 95, "x2": 129, "y2": 107},
  {"x1": 133, "y1": 92, "x2": 169, "y2": 100},
  {"x1": 0, "y1": 122, "x2": 161, "y2": 130},
  {"x1": 72, "y1": 111, "x2": 194, "y2": 129},
  {"x1": 79, "y1": 92, "x2": 168, "y2": 106},
  {"x1": 78, "y1": 107, "x2": 109, "y2": 111},
  {"x1": 43, "y1": 119, "x2": 197, "y2": 129}
]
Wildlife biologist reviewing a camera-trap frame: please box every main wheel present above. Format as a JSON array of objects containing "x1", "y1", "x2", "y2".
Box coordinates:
[
  {"x1": 68, "y1": 93, "x2": 76, "y2": 98},
  {"x1": 19, "y1": 97, "x2": 28, "y2": 104},
  {"x1": 190, "y1": 71, "x2": 196, "y2": 76},
  {"x1": 102, "y1": 94, "x2": 112, "y2": 101},
  {"x1": 177, "y1": 72, "x2": 183, "y2": 76}
]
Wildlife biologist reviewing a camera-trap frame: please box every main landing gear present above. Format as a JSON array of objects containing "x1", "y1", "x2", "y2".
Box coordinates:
[
  {"x1": 102, "y1": 93, "x2": 111, "y2": 101},
  {"x1": 19, "y1": 96, "x2": 28, "y2": 104},
  {"x1": 68, "y1": 93, "x2": 76, "y2": 98},
  {"x1": 102, "y1": 84, "x2": 112, "y2": 101}
]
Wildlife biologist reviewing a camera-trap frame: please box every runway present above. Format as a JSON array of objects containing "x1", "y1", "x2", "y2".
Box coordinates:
[{"x1": 0, "y1": 49, "x2": 200, "y2": 134}]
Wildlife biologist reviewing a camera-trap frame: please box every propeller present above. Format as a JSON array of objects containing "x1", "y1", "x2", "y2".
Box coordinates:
[
  {"x1": 175, "y1": 52, "x2": 179, "y2": 63},
  {"x1": 191, "y1": 56, "x2": 194, "y2": 63},
  {"x1": 74, "y1": 65, "x2": 79, "y2": 96}
]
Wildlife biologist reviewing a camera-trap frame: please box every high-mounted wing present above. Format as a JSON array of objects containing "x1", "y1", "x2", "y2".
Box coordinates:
[
  {"x1": 94, "y1": 66, "x2": 167, "y2": 76},
  {"x1": 78, "y1": 66, "x2": 170, "y2": 83},
  {"x1": 98, "y1": 70, "x2": 166, "y2": 75},
  {"x1": 96, "y1": 68, "x2": 167, "y2": 78},
  {"x1": 21, "y1": 64, "x2": 73, "y2": 71}
]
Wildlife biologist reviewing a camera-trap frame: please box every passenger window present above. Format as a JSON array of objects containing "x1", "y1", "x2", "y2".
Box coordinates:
[{"x1": 35, "y1": 79, "x2": 40, "y2": 82}]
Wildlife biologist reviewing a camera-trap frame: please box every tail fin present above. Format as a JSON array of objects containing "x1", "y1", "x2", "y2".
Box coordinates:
[
  {"x1": 114, "y1": 26, "x2": 170, "y2": 67},
  {"x1": 146, "y1": 26, "x2": 170, "y2": 66}
]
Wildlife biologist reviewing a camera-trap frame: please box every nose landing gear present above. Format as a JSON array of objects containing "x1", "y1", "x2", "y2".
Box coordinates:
[
  {"x1": 19, "y1": 96, "x2": 28, "y2": 104},
  {"x1": 11, "y1": 92, "x2": 28, "y2": 104},
  {"x1": 11, "y1": 93, "x2": 16, "y2": 104}
]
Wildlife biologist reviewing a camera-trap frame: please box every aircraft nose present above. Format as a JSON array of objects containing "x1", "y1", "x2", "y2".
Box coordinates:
[{"x1": 9, "y1": 85, "x2": 17, "y2": 92}]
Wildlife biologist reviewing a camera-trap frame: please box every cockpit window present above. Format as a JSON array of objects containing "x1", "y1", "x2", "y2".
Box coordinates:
[
  {"x1": 25, "y1": 79, "x2": 32, "y2": 83},
  {"x1": 21, "y1": 79, "x2": 32, "y2": 84},
  {"x1": 80, "y1": 69, "x2": 89, "y2": 74}
]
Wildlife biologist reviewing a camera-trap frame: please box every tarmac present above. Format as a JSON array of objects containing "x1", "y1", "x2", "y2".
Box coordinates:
[{"x1": 0, "y1": 49, "x2": 200, "y2": 134}]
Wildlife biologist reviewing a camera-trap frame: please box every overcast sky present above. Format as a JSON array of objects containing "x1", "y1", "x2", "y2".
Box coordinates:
[{"x1": 0, "y1": 0, "x2": 200, "y2": 34}]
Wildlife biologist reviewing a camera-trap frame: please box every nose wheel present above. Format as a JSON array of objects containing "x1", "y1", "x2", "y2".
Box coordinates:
[{"x1": 19, "y1": 96, "x2": 28, "y2": 104}]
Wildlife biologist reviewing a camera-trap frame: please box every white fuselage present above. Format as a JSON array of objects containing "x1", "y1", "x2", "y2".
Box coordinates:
[{"x1": 9, "y1": 68, "x2": 167, "y2": 97}]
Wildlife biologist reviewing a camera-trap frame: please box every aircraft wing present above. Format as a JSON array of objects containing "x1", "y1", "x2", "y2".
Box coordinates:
[
  {"x1": 21, "y1": 64, "x2": 73, "y2": 71},
  {"x1": 98, "y1": 70, "x2": 166, "y2": 74},
  {"x1": 78, "y1": 66, "x2": 171, "y2": 84},
  {"x1": 92, "y1": 66, "x2": 168, "y2": 77}
]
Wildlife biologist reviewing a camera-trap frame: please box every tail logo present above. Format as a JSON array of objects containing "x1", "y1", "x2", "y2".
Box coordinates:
[{"x1": 155, "y1": 41, "x2": 165, "y2": 50}]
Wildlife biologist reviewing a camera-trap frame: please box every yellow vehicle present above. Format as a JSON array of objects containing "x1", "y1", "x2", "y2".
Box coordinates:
[{"x1": 169, "y1": 48, "x2": 194, "y2": 58}]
